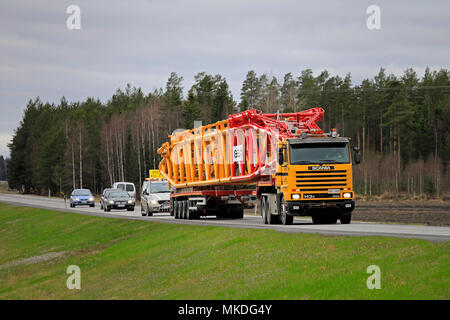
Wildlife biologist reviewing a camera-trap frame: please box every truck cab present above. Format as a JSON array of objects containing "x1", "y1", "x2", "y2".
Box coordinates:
[{"x1": 267, "y1": 133, "x2": 361, "y2": 225}]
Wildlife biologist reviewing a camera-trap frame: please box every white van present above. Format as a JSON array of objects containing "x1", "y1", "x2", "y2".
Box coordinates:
[{"x1": 112, "y1": 182, "x2": 136, "y2": 200}]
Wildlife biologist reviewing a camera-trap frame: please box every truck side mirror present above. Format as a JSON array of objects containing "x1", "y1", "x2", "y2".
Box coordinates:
[{"x1": 353, "y1": 146, "x2": 361, "y2": 164}]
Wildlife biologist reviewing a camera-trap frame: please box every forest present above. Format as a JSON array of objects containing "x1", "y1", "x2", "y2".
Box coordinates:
[{"x1": 6, "y1": 67, "x2": 450, "y2": 199}]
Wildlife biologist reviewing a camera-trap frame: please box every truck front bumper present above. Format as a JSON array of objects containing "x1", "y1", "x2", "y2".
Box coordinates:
[{"x1": 287, "y1": 200, "x2": 355, "y2": 216}]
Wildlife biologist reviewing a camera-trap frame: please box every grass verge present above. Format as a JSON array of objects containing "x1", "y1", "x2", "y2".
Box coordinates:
[{"x1": 0, "y1": 202, "x2": 448, "y2": 299}]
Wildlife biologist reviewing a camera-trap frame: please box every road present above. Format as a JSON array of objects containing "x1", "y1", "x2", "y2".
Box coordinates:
[{"x1": 1, "y1": 193, "x2": 449, "y2": 241}]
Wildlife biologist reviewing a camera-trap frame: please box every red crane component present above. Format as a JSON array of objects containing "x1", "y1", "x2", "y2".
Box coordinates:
[
  {"x1": 228, "y1": 107, "x2": 324, "y2": 137},
  {"x1": 158, "y1": 107, "x2": 325, "y2": 188}
]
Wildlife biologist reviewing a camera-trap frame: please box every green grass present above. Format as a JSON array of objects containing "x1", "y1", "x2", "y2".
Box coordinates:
[{"x1": 0, "y1": 202, "x2": 448, "y2": 299}]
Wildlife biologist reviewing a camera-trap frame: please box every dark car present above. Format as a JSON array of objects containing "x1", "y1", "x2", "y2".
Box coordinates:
[
  {"x1": 70, "y1": 189, "x2": 95, "y2": 208},
  {"x1": 100, "y1": 188, "x2": 117, "y2": 210},
  {"x1": 103, "y1": 190, "x2": 135, "y2": 212}
]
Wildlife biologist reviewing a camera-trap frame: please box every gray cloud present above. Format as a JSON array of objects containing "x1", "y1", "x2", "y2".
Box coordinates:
[{"x1": 0, "y1": 0, "x2": 449, "y2": 157}]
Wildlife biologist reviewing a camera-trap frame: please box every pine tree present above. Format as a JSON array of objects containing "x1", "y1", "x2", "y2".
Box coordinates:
[{"x1": 240, "y1": 70, "x2": 261, "y2": 110}]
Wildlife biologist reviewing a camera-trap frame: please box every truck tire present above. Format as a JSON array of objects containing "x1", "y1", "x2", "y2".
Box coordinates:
[
  {"x1": 280, "y1": 196, "x2": 293, "y2": 225},
  {"x1": 267, "y1": 201, "x2": 279, "y2": 225},
  {"x1": 261, "y1": 197, "x2": 268, "y2": 224},
  {"x1": 281, "y1": 212, "x2": 293, "y2": 225},
  {"x1": 340, "y1": 213, "x2": 352, "y2": 224}
]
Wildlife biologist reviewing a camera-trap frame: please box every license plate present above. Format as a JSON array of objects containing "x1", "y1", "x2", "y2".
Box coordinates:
[
  {"x1": 161, "y1": 205, "x2": 169, "y2": 210},
  {"x1": 328, "y1": 189, "x2": 340, "y2": 194},
  {"x1": 82, "y1": 201, "x2": 87, "y2": 204},
  {"x1": 118, "y1": 204, "x2": 125, "y2": 208}
]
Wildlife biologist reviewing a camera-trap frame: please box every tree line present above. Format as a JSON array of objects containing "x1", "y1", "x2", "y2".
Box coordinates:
[{"x1": 6, "y1": 67, "x2": 450, "y2": 198}]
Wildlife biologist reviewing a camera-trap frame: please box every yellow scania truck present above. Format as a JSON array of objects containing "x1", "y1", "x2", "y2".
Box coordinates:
[{"x1": 157, "y1": 107, "x2": 361, "y2": 225}]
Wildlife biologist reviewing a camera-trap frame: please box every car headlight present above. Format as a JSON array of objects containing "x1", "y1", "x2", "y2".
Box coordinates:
[
  {"x1": 74, "y1": 198, "x2": 79, "y2": 201},
  {"x1": 89, "y1": 197, "x2": 95, "y2": 202},
  {"x1": 343, "y1": 192, "x2": 352, "y2": 198},
  {"x1": 128, "y1": 200, "x2": 134, "y2": 204},
  {"x1": 292, "y1": 194, "x2": 300, "y2": 200},
  {"x1": 109, "y1": 200, "x2": 114, "y2": 204},
  {"x1": 150, "y1": 200, "x2": 158, "y2": 204}
]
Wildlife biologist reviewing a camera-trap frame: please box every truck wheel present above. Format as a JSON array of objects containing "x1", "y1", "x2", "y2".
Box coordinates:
[
  {"x1": 281, "y1": 212, "x2": 293, "y2": 225},
  {"x1": 280, "y1": 197, "x2": 293, "y2": 225},
  {"x1": 261, "y1": 197, "x2": 268, "y2": 224},
  {"x1": 340, "y1": 213, "x2": 352, "y2": 224},
  {"x1": 267, "y1": 203, "x2": 278, "y2": 225}
]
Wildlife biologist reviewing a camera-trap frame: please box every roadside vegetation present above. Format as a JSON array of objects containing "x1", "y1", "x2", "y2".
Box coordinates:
[{"x1": 0, "y1": 203, "x2": 448, "y2": 299}]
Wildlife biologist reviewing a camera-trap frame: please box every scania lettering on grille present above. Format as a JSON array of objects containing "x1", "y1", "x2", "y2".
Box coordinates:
[{"x1": 308, "y1": 166, "x2": 334, "y2": 170}]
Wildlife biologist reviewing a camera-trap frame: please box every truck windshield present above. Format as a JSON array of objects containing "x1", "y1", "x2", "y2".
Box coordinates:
[
  {"x1": 150, "y1": 182, "x2": 169, "y2": 193},
  {"x1": 290, "y1": 142, "x2": 350, "y2": 164}
]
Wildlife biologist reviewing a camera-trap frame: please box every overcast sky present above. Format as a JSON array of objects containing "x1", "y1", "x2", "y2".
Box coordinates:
[{"x1": 0, "y1": 0, "x2": 449, "y2": 157}]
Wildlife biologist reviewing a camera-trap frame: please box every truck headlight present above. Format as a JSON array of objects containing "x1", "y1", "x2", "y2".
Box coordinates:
[
  {"x1": 343, "y1": 192, "x2": 352, "y2": 198},
  {"x1": 292, "y1": 194, "x2": 300, "y2": 200},
  {"x1": 150, "y1": 200, "x2": 158, "y2": 204}
]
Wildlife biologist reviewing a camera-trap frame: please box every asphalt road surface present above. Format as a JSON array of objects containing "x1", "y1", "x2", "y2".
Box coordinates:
[{"x1": 1, "y1": 193, "x2": 449, "y2": 241}]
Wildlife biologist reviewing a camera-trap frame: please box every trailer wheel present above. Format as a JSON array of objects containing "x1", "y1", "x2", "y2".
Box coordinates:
[
  {"x1": 174, "y1": 201, "x2": 179, "y2": 219},
  {"x1": 178, "y1": 200, "x2": 183, "y2": 219},
  {"x1": 181, "y1": 200, "x2": 186, "y2": 219},
  {"x1": 261, "y1": 197, "x2": 268, "y2": 224},
  {"x1": 186, "y1": 201, "x2": 192, "y2": 220}
]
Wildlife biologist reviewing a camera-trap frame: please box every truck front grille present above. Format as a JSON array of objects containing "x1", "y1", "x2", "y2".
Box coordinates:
[{"x1": 296, "y1": 170, "x2": 348, "y2": 191}]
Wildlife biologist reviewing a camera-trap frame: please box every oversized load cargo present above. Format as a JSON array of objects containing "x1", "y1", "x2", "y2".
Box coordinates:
[{"x1": 158, "y1": 107, "x2": 361, "y2": 224}]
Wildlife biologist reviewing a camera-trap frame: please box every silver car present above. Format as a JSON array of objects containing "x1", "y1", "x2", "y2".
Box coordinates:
[
  {"x1": 103, "y1": 190, "x2": 135, "y2": 212},
  {"x1": 141, "y1": 180, "x2": 171, "y2": 216}
]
